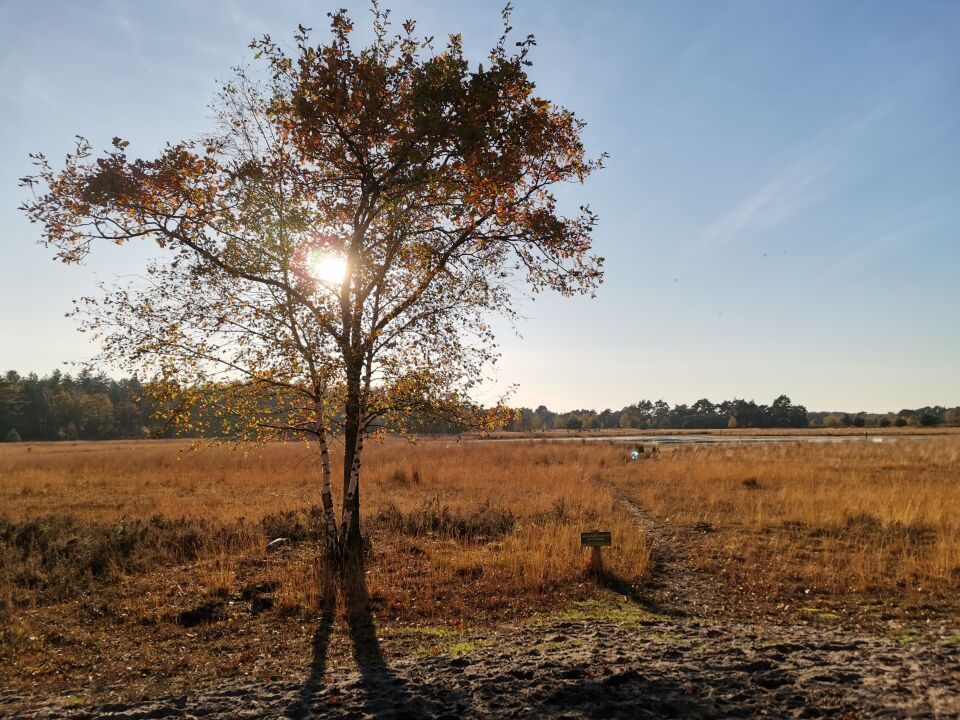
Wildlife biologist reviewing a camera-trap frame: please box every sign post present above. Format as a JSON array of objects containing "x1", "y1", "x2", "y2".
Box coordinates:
[{"x1": 580, "y1": 530, "x2": 612, "y2": 576}]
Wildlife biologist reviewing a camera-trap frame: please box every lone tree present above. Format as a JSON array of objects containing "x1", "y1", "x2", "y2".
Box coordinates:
[{"x1": 20, "y1": 6, "x2": 603, "y2": 565}]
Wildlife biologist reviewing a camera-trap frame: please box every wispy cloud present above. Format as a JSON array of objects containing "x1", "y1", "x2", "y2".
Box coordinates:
[
  {"x1": 699, "y1": 103, "x2": 891, "y2": 251},
  {"x1": 226, "y1": 1, "x2": 270, "y2": 38},
  {"x1": 636, "y1": 3, "x2": 744, "y2": 114},
  {"x1": 813, "y1": 201, "x2": 952, "y2": 286},
  {"x1": 19, "y1": 76, "x2": 60, "y2": 109},
  {"x1": 700, "y1": 149, "x2": 835, "y2": 250},
  {"x1": 108, "y1": 3, "x2": 159, "y2": 80}
]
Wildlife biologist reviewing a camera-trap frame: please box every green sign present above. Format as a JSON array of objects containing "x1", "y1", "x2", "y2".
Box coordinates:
[{"x1": 580, "y1": 531, "x2": 612, "y2": 547}]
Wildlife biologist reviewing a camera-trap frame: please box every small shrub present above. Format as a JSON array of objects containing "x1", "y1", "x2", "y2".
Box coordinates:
[
  {"x1": 390, "y1": 468, "x2": 410, "y2": 485},
  {"x1": 386, "y1": 466, "x2": 422, "y2": 486},
  {"x1": 814, "y1": 513, "x2": 937, "y2": 548},
  {"x1": 531, "y1": 497, "x2": 579, "y2": 524},
  {"x1": 259, "y1": 506, "x2": 325, "y2": 542},
  {"x1": 0, "y1": 515, "x2": 260, "y2": 606},
  {"x1": 4, "y1": 428, "x2": 20, "y2": 442},
  {"x1": 175, "y1": 599, "x2": 227, "y2": 627},
  {"x1": 373, "y1": 499, "x2": 515, "y2": 542}
]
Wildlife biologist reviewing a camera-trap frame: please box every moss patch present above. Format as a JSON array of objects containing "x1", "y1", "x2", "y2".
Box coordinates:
[
  {"x1": 799, "y1": 606, "x2": 840, "y2": 621},
  {"x1": 528, "y1": 592, "x2": 664, "y2": 629},
  {"x1": 387, "y1": 624, "x2": 460, "y2": 639},
  {"x1": 445, "y1": 639, "x2": 496, "y2": 656}
]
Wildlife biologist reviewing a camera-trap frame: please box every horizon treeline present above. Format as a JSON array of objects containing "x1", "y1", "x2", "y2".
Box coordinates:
[
  {"x1": 0, "y1": 370, "x2": 155, "y2": 442},
  {"x1": 1, "y1": 369, "x2": 957, "y2": 442},
  {"x1": 505, "y1": 398, "x2": 958, "y2": 432}
]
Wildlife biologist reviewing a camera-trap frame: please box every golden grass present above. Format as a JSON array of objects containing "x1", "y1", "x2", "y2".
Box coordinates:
[
  {"x1": 2, "y1": 435, "x2": 958, "y2": 700},
  {"x1": 3, "y1": 435, "x2": 958, "y2": 610},
  {"x1": 0, "y1": 438, "x2": 654, "y2": 697},
  {"x1": 613, "y1": 437, "x2": 960, "y2": 600},
  {"x1": 0, "y1": 438, "x2": 652, "y2": 619}
]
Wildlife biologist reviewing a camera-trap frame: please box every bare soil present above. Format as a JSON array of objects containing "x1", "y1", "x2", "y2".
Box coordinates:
[
  {"x1": 4, "y1": 492, "x2": 958, "y2": 719},
  {"x1": 4, "y1": 611, "x2": 958, "y2": 719}
]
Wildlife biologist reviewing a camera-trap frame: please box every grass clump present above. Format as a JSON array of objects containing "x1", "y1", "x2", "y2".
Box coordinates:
[
  {"x1": 259, "y1": 506, "x2": 326, "y2": 542},
  {"x1": 372, "y1": 499, "x2": 515, "y2": 543},
  {"x1": 0, "y1": 515, "x2": 262, "y2": 606}
]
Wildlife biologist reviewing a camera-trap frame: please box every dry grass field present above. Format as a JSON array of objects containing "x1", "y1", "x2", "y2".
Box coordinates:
[
  {"x1": 1, "y1": 433, "x2": 958, "y2": 703},
  {"x1": 612, "y1": 436, "x2": 960, "y2": 617},
  {"x1": 0, "y1": 438, "x2": 650, "y2": 698}
]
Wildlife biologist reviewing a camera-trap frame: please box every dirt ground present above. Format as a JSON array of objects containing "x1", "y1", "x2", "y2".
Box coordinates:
[
  {"x1": 5, "y1": 610, "x2": 958, "y2": 719},
  {"x1": 4, "y1": 486, "x2": 958, "y2": 719}
]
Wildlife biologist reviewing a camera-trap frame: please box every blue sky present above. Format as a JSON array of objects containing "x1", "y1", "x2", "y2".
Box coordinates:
[{"x1": 1, "y1": 0, "x2": 957, "y2": 413}]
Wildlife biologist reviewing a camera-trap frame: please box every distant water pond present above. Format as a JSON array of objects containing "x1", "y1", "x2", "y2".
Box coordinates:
[{"x1": 473, "y1": 434, "x2": 929, "y2": 446}]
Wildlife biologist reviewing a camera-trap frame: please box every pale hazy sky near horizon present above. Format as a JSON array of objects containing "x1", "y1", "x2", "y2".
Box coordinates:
[{"x1": 1, "y1": 0, "x2": 958, "y2": 413}]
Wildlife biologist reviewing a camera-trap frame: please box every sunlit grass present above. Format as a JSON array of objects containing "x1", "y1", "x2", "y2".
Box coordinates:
[
  {"x1": 2, "y1": 435, "x2": 959, "y2": 701},
  {"x1": 613, "y1": 437, "x2": 960, "y2": 598}
]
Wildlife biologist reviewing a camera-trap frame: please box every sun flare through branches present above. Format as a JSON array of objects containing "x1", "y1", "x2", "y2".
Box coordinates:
[
  {"x1": 306, "y1": 248, "x2": 347, "y2": 287},
  {"x1": 294, "y1": 231, "x2": 348, "y2": 288}
]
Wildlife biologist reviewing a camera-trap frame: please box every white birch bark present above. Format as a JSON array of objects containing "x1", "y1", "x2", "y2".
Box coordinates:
[
  {"x1": 316, "y1": 427, "x2": 338, "y2": 551},
  {"x1": 339, "y1": 430, "x2": 364, "y2": 542}
]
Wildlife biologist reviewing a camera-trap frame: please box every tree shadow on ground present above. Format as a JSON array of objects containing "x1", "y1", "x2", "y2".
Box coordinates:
[
  {"x1": 285, "y1": 562, "x2": 708, "y2": 719},
  {"x1": 285, "y1": 562, "x2": 337, "y2": 719},
  {"x1": 286, "y1": 559, "x2": 464, "y2": 719},
  {"x1": 339, "y1": 563, "x2": 427, "y2": 718},
  {"x1": 596, "y1": 567, "x2": 678, "y2": 617}
]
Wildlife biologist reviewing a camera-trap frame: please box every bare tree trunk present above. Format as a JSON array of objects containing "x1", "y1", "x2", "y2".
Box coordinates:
[
  {"x1": 340, "y1": 365, "x2": 364, "y2": 564},
  {"x1": 340, "y1": 429, "x2": 363, "y2": 544},
  {"x1": 316, "y1": 426, "x2": 338, "y2": 555}
]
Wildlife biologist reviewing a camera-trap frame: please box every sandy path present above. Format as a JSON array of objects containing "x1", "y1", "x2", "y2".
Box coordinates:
[{"x1": 5, "y1": 612, "x2": 958, "y2": 719}]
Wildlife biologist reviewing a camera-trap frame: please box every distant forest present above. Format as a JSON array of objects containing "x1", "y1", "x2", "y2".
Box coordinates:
[
  {"x1": 504, "y1": 400, "x2": 959, "y2": 433},
  {"x1": 1, "y1": 370, "x2": 957, "y2": 442}
]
